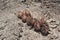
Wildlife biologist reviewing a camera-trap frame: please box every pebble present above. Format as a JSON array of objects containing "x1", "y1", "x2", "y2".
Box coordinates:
[
  {"x1": 49, "y1": 30, "x2": 58, "y2": 39},
  {"x1": 47, "y1": 18, "x2": 60, "y2": 25},
  {"x1": 47, "y1": 18, "x2": 56, "y2": 23},
  {"x1": 58, "y1": 28, "x2": 60, "y2": 32},
  {"x1": 55, "y1": 21, "x2": 60, "y2": 25},
  {"x1": 49, "y1": 24, "x2": 57, "y2": 29},
  {"x1": 47, "y1": 18, "x2": 60, "y2": 29},
  {"x1": 18, "y1": 23, "x2": 24, "y2": 27},
  {"x1": 50, "y1": 34, "x2": 58, "y2": 39}
]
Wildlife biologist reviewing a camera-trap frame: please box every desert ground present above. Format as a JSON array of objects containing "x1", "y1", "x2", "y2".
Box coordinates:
[{"x1": 0, "y1": 0, "x2": 60, "y2": 40}]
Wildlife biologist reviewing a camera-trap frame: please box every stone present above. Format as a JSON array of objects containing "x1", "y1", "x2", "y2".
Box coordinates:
[
  {"x1": 58, "y1": 27, "x2": 60, "y2": 32},
  {"x1": 49, "y1": 24, "x2": 57, "y2": 29},
  {"x1": 49, "y1": 30, "x2": 58, "y2": 40},
  {"x1": 55, "y1": 21, "x2": 60, "y2": 25},
  {"x1": 47, "y1": 18, "x2": 56, "y2": 23}
]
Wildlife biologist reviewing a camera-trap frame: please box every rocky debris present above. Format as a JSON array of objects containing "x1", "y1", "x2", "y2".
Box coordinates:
[
  {"x1": 47, "y1": 18, "x2": 56, "y2": 23},
  {"x1": 47, "y1": 18, "x2": 60, "y2": 29},
  {"x1": 0, "y1": 0, "x2": 10, "y2": 10},
  {"x1": 0, "y1": 0, "x2": 60, "y2": 40},
  {"x1": 49, "y1": 34, "x2": 58, "y2": 40},
  {"x1": 48, "y1": 29, "x2": 59, "y2": 40}
]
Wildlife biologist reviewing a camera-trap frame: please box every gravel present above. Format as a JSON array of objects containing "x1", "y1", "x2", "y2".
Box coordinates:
[{"x1": 0, "y1": 0, "x2": 60, "y2": 40}]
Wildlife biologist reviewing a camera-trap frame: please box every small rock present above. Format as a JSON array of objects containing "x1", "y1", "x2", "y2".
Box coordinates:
[
  {"x1": 47, "y1": 18, "x2": 56, "y2": 23},
  {"x1": 50, "y1": 34, "x2": 58, "y2": 39},
  {"x1": 55, "y1": 21, "x2": 60, "y2": 25},
  {"x1": 33, "y1": 3, "x2": 41, "y2": 6},
  {"x1": 20, "y1": 28, "x2": 23, "y2": 33},
  {"x1": 58, "y1": 28, "x2": 60, "y2": 32},
  {"x1": 18, "y1": 23, "x2": 24, "y2": 27},
  {"x1": 49, "y1": 30, "x2": 58, "y2": 39},
  {"x1": 49, "y1": 25, "x2": 57, "y2": 29}
]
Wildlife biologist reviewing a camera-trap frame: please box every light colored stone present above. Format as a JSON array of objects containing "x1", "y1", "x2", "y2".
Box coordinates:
[
  {"x1": 56, "y1": 21, "x2": 60, "y2": 25},
  {"x1": 49, "y1": 24, "x2": 57, "y2": 28},
  {"x1": 47, "y1": 18, "x2": 56, "y2": 23}
]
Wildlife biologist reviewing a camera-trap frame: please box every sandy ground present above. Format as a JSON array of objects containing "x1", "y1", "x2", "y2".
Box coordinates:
[{"x1": 0, "y1": 0, "x2": 60, "y2": 40}]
